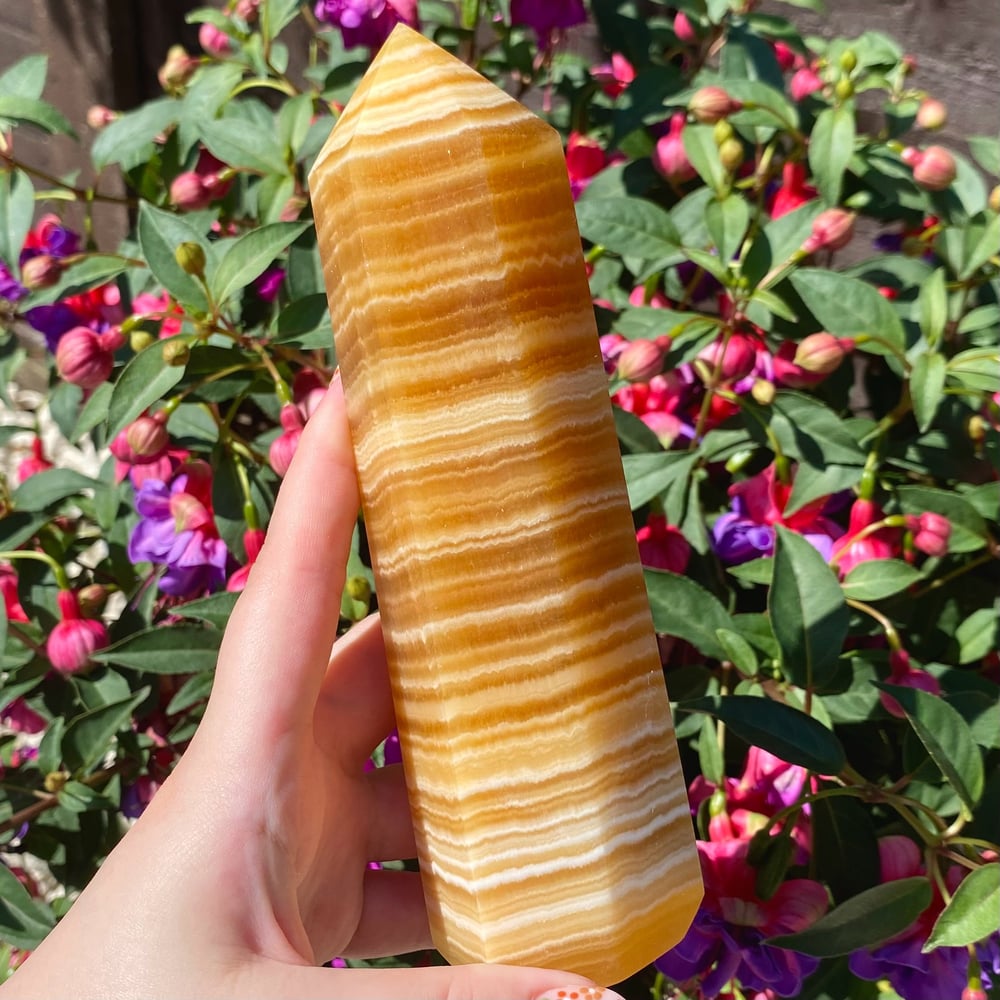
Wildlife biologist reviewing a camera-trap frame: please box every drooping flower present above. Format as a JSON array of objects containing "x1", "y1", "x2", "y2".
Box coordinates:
[
  {"x1": 849, "y1": 837, "x2": 969, "y2": 1000},
  {"x1": 0, "y1": 564, "x2": 30, "y2": 623},
  {"x1": 109, "y1": 412, "x2": 182, "y2": 488},
  {"x1": 226, "y1": 527, "x2": 266, "y2": 592},
  {"x1": 270, "y1": 404, "x2": 306, "y2": 478},
  {"x1": 55, "y1": 326, "x2": 125, "y2": 388},
  {"x1": 636, "y1": 515, "x2": 691, "y2": 574},
  {"x1": 652, "y1": 112, "x2": 697, "y2": 185},
  {"x1": 314, "y1": 0, "x2": 418, "y2": 51},
  {"x1": 46, "y1": 590, "x2": 110, "y2": 675},
  {"x1": 789, "y1": 66, "x2": 823, "y2": 101},
  {"x1": 198, "y1": 22, "x2": 234, "y2": 56},
  {"x1": 131, "y1": 290, "x2": 184, "y2": 339},
  {"x1": 0, "y1": 260, "x2": 27, "y2": 302},
  {"x1": 712, "y1": 463, "x2": 844, "y2": 565},
  {"x1": 253, "y1": 265, "x2": 286, "y2": 303},
  {"x1": 510, "y1": 0, "x2": 586, "y2": 46},
  {"x1": 565, "y1": 132, "x2": 608, "y2": 199},
  {"x1": 878, "y1": 649, "x2": 942, "y2": 717},
  {"x1": 21, "y1": 213, "x2": 80, "y2": 263},
  {"x1": 127, "y1": 462, "x2": 229, "y2": 597},
  {"x1": 906, "y1": 511, "x2": 951, "y2": 557},
  {"x1": 830, "y1": 497, "x2": 900, "y2": 577},
  {"x1": 768, "y1": 162, "x2": 817, "y2": 219},
  {"x1": 591, "y1": 52, "x2": 635, "y2": 99},
  {"x1": 16, "y1": 438, "x2": 53, "y2": 482},
  {"x1": 656, "y1": 838, "x2": 828, "y2": 998}
]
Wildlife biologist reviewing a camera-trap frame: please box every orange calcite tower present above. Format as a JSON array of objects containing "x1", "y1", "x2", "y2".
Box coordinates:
[{"x1": 309, "y1": 24, "x2": 702, "y2": 985}]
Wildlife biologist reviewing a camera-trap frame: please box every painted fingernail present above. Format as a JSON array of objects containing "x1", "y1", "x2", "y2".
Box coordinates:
[{"x1": 533, "y1": 987, "x2": 626, "y2": 1000}]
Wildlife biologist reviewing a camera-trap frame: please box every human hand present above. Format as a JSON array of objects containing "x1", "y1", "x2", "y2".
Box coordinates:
[{"x1": 1, "y1": 377, "x2": 618, "y2": 1000}]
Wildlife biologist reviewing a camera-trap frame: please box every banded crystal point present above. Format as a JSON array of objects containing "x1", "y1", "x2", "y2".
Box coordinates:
[{"x1": 309, "y1": 24, "x2": 702, "y2": 985}]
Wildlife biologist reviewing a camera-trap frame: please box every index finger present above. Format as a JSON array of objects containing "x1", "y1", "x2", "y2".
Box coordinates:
[{"x1": 206, "y1": 375, "x2": 360, "y2": 749}]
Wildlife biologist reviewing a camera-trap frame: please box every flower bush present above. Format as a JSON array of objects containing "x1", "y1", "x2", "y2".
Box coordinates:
[{"x1": 1, "y1": 1, "x2": 998, "y2": 996}]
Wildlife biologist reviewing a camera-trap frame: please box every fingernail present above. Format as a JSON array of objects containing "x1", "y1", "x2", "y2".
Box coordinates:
[{"x1": 533, "y1": 987, "x2": 626, "y2": 1000}]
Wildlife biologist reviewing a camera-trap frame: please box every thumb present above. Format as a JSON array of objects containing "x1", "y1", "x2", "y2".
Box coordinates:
[{"x1": 240, "y1": 962, "x2": 626, "y2": 1000}]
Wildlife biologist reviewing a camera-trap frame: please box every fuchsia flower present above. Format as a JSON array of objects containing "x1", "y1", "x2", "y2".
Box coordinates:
[
  {"x1": 110, "y1": 412, "x2": 186, "y2": 488},
  {"x1": 127, "y1": 461, "x2": 229, "y2": 597},
  {"x1": 656, "y1": 837, "x2": 828, "y2": 997},
  {"x1": 16, "y1": 438, "x2": 53, "y2": 482},
  {"x1": 510, "y1": 0, "x2": 586, "y2": 46},
  {"x1": 878, "y1": 649, "x2": 942, "y2": 717},
  {"x1": 253, "y1": 265, "x2": 286, "y2": 303},
  {"x1": 226, "y1": 528, "x2": 266, "y2": 592},
  {"x1": 46, "y1": 590, "x2": 110, "y2": 675},
  {"x1": 55, "y1": 326, "x2": 125, "y2": 389},
  {"x1": 712, "y1": 463, "x2": 844, "y2": 565},
  {"x1": 270, "y1": 404, "x2": 306, "y2": 478},
  {"x1": 565, "y1": 132, "x2": 608, "y2": 199},
  {"x1": 906, "y1": 512, "x2": 951, "y2": 557},
  {"x1": 591, "y1": 53, "x2": 635, "y2": 98},
  {"x1": 652, "y1": 112, "x2": 696, "y2": 185},
  {"x1": 768, "y1": 162, "x2": 817, "y2": 219},
  {"x1": 636, "y1": 515, "x2": 691, "y2": 573},
  {"x1": 790, "y1": 66, "x2": 823, "y2": 101},
  {"x1": 0, "y1": 564, "x2": 30, "y2": 623},
  {"x1": 132, "y1": 290, "x2": 184, "y2": 339},
  {"x1": 830, "y1": 497, "x2": 901, "y2": 577},
  {"x1": 169, "y1": 149, "x2": 233, "y2": 211},
  {"x1": 314, "y1": 0, "x2": 417, "y2": 50},
  {"x1": 198, "y1": 22, "x2": 234, "y2": 56}
]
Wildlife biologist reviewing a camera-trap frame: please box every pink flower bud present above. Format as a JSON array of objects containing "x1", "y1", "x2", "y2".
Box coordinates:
[
  {"x1": 279, "y1": 195, "x2": 308, "y2": 222},
  {"x1": 697, "y1": 333, "x2": 757, "y2": 382},
  {"x1": 565, "y1": 132, "x2": 607, "y2": 182},
  {"x1": 636, "y1": 514, "x2": 691, "y2": 573},
  {"x1": 86, "y1": 104, "x2": 118, "y2": 130},
  {"x1": 652, "y1": 113, "x2": 696, "y2": 184},
  {"x1": 639, "y1": 409, "x2": 684, "y2": 448},
  {"x1": 963, "y1": 986, "x2": 988, "y2": 1000},
  {"x1": 20, "y1": 254, "x2": 62, "y2": 290},
  {"x1": 227, "y1": 527, "x2": 266, "y2": 592},
  {"x1": 169, "y1": 171, "x2": 213, "y2": 211},
  {"x1": 790, "y1": 67, "x2": 823, "y2": 102},
  {"x1": 673, "y1": 11, "x2": 697, "y2": 43},
  {"x1": 46, "y1": 590, "x2": 109, "y2": 675},
  {"x1": 912, "y1": 145, "x2": 957, "y2": 191},
  {"x1": 616, "y1": 339, "x2": 665, "y2": 382},
  {"x1": 125, "y1": 413, "x2": 170, "y2": 458},
  {"x1": 773, "y1": 41, "x2": 797, "y2": 71},
  {"x1": 793, "y1": 332, "x2": 852, "y2": 375},
  {"x1": 802, "y1": 208, "x2": 855, "y2": 253},
  {"x1": 880, "y1": 648, "x2": 942, "y2": 717},
  {"x1": 56, "y1": 327, "x2": 114, "y2": 388},
  {"x1": 270, "y1": 404, "x2": 306, "y2": 477},
  {"x1": 0, "y1": 565, "x2": 29, "y2": 624},
  {"x1": 158, "y1": 45, "x2": 199, "y2": 92},
  {"x1": 905, "y1": 511, "x2": 950, "y2": 557},
  {"x1": 16, "y1": 438, "x2": 52, "y2": 482},
  {"x1": 689, "y1": 86, "x2": 742, "y2": 124},
  {"x1": 234, "y1": 0, "x2": 261, "y2": 21},
  {"x1": 198, "y1": 22, "x2": 234, "y2": 57},
  {"x1": 877, "y1": 834, "x2": 923, "y2": 881},
  {"x1": 916, "y1": 97, "x2": 947, "y2": 130}
]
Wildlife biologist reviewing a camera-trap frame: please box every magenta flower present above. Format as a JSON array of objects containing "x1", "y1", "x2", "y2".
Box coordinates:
[
  {"x1": 127, "y1": 462, "x2": 229, "y2": 597},
  {"x1": 253, "y1": 265, "x2": 286, "y2": 303},
  {"x1": 510, "y1": 0, "x2": 586, "y2": 44},
  {"x1": 314, "y1": 0, "x2": 417, "y2": 50},
  {"x1": 0, "y1": 260, "x2": 27, "y2": 302},
  {"x1": 637, "y1": 515, "x2": 691, "y2": 573},
  {"x1": 656, "y1": 837, "x2": 828, "y2": 998}
]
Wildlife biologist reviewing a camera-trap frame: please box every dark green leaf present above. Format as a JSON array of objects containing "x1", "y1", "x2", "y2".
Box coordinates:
[
  {"x1": 274, "y1": 293, "x2": 330, "y2": 341},
  {"x1": 644, "y1": 570, "x2": 735, "y2": 660},
  {"x1": 697, "y1": 714, "x2": 724, "y2": 785},
  {"x1": 0, "y1": 94, "x2": 74, "y2": 136},
  {"x1": 57, "y1": 781, "x2": 117, "y2": 813},
  {"x1": 790, "y1": 269, "x2": 905, "y2": 356},
  {"x1": 91, "y1": 625, "x2": 223, "y2": 674},
  {"x1": 917, "y1": 267, "x2": 947, "y2": 344},
  {"x1": 622, "y1": 451, "x2": 693, "y2": 510},
  {"x1": 676, "y1": 694, "x2": 847, "y2": 774},
  {"x1": 768, "y1": 877, "x2": 932, "y2": 956},
  {"x1": 809, "y1": 105, "x2": 856, "y2": 205},
  {"x1": 63, "y1": 688, "x2": 150, "y2": 774},
  {"x1": 165, "y1": 671, "x2": 215, "y2": 715},
  {"x1": 12, "y1": 469, "x2": 100, "y2": 512},
  {"x1": 840, "y1": 559, "x2": 922, "y2": 601},
  {"x1": 575, "y1": 196, "x2": 682, "y2": 264},
  {"x1": 946, "y1": 347, "x2": 1000, "y2": 393},
  {"x1": 174, "y1": 591, "x2": 239, "y2": 629},
  {"x1": 107, "y1": 339, "x2": 186, "y2": 440},
  {"x1": 0, "y1": 169, "x2": 34, "y2": 272},
  {"x1": 91, "y1": 99, "x2": 179, "y2": 170},
  {"x1": 72, "y1": 381, "x2": 114, "y2": 441},
  {"x1": 715, "y1": 627, "x2": 758, "y2": 675},
  {"x1": 955, "y1": 607, "x2": 1000, "y2": 666},
  {"x1": 770, "y1": 526, "x2": 849, "y2": 689},
  {"x1": 785, "y1": 463, "x2": 862, "y2": 517},
  {"x1": 727, "y1": 557, "x2": 774, "y2": 585},
  {"x1": 137, "y1": 203, "x2": 210, "y2": 311},
  {"x1": 211, "y1": 221, "x2": 310, "y2": 306},
  {"x1": 0, "y1": 862, "x2": 55, "y2": 951},
  {"x1": 811, "y1": 794, "x2": 881, "y2": 903},
  {"x1": 876, "y1": 684, "x2": 984, "y2": 818},
  {"x1": 910, "y1": 351, "x2": 947, "y2": 432},
  {"x1": 199, "y1": 117, "x2": 287, "y2": 174},
  {"x1": 683, "y1": 124, "x2": 727, "y2": 195},
  {"x1": 925, "y1": 864, "x2": 1000, "y2": 951},
  {"x1": 706, "y1": 193, "x2": 749, "y2": 262}
]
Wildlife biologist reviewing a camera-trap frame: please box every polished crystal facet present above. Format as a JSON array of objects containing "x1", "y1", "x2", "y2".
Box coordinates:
[{"x1": 309, "y1": 25, "x2": 702, "y2": 985}]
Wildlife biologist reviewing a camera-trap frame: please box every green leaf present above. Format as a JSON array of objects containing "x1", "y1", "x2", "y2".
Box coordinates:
[
  {"x1": 955, "y1": 606, "x2": 1000, "y2": 665},
  {"x1": 946, "y1": 347, "x2": 1000, "y2": 393},
  {"x1": 957, "y1": 304, "x2": 1000, "y2": 335},
  {"x1": 727, "y1": 557, "x2": 773, "y2": 585},
  {"x1": 165, "y1": 670, "x2": 215, "y2": 715},
  {"x1": 683, "y1": 124, "x2": 728, "y2": 195},
  {"x1": 622, "y1": 451, "x2": 693, "y2": 510},
  {"x1": 706, "y1": 193, "x2": 749, "y2": 263},
  {"x1": 841, "y1": 559, "x2": 922, "y2": 601},
  {"x1": 0, "y1": 862, "x2": 55, "y2": 951},
  {"x1": 575, "y1": 196, "x2": 683, "y2": 264},
  {"x1": 770, "y1": 526, "x2": 849, "y2": 689},
  {"x1": 768, "y1": 877, "x2": 932, "y2": 956},
  {"x1": 960, "y1": 213, "x2": 1000, "y2": 280},
  {"x1": 72, "y1": 380, "x2": 114, "y2": 441},
  {"x1": 644, "y1": 570, "x2": 735, "y2": 660},
  {"x1": 57, "y1": 780, "x2": 117, "y2": 813},
  {"x1": 137, "y1": 203, "x2": 210, "y2": 311},
  {"x1": 0, "y1": 94, "x2": 74, "y2": 136},
  {"x1": 0, "y1": 169, "x2": 34, "y2": 272},
  {"x1": 809, "y1": 105, "x2": 856, "y2": 205},
  {"x1": 697, "y1": 714, "x2": 724, "y2": 785},
  {"x1": 210, "y1": 221, "x2": 310, "y2": 306},
  {"x1": 0, "y1": 54, "x2": 47, "y2": 99},
  {"x1": 199, "y1": 116, "x2": 287, "y2": 175},
  {"x1": 91, "y1": 625, "x2": 223, "y2": 674},
  {"x1": 174, "y1": 591, "x2": 240, "y2": 629},
  {"x1": 924, "y1": 864, "x2": 1000, "y2": 951},
  {"x1": 917, "y1": 267, "x2": 947, "y2": 344},
  {"x1": 63, "y1": 688, "x2": 150, "y2": 774},
  {"x1": 785, "y1": 463, "x2": 862, "y2": 517},
  {"x1": 968, "y1": 135, "x2": 1000, "y2": 176},
  {"x1": 790, "y1": 269, "x2": 905, "y2": 356},
  {"x1": 91, "y1": 98, "x2": 179, "y2": 171},
  {"x1": 876, "y1": 684, "x2": 985, "y2": 818},
  {"x1": 274, "y1": 292, "x2": 331, "y2": 342},
  {"x1": 811, "y1": 794, "x2": 881, "y2": 903},
  {"x1": 676, "y1": 694, "x2": 847, "y2": 774},
  {"x1": 12, "y1": 469, "x2": 100, "y2": 512},
  {"x1": 715, "y1": 627, "x2": 758, "y2": 675},
  {"x1": 106, "y1": 339, "x2": 186, "y2": 440},
  {"x1": 909, "y1": 351, "x2": 947, "y2": 433}
]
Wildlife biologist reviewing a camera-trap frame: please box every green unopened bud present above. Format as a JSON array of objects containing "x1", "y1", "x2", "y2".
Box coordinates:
[
  {"x1": 162, "y1": 339, "x2": 191, "y2": 367},
  {"x1": 346, "y1": 576, "x2": 372, "y2": 604},
  {"x1": 988, "y1": 185, "x2": 1000, "y2": 214},
  {"x1": 44, "y1": 770, "x2": 70, "y2": 794},
  {"x1": 835, "y1": 78, "x2": 855, "y2": 101},
  {"x1": 839, "y1": 49, "x2": 858, "y2": 73},
  {"x1": 713, "y1": 119, "x2": 735, "y2": 145},
  {"x1": 750, "y1": 378, "x2": 776, "y2": 405},
  {"x1": 175, "y1": 241, "x2": 206, "y2": 277},
  {"x1": 718, "y1": 137, "x2": 744, "y2": 173},
  {"x1": 130, "y1": 329, "x2": 156, "y2": 353}
]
